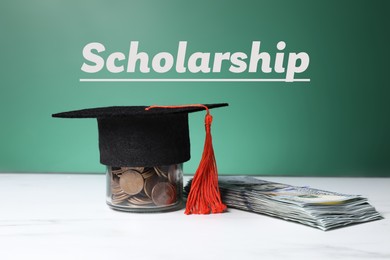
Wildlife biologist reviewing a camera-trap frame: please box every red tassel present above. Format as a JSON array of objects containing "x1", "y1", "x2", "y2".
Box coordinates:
[{"x1": 145, "y1": 104, "x2": 226, "y2": 214}]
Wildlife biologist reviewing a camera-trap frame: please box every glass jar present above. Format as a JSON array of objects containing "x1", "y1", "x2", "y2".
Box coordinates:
[{"x1": 106, "y1": 164, "x2": 183, "y2": 212}]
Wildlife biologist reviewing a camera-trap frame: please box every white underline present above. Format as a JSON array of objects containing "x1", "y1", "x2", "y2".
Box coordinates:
[{"x1": 79, "y1": 78, "x2": 310, "y2": 82}]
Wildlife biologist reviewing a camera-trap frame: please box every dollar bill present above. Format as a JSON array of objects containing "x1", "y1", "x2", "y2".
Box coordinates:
[{"x1": 184, "y1": 176, "x2": 383, "y2": 231}]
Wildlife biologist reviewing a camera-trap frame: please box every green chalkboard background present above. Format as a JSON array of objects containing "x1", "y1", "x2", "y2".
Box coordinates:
[{"x1": 0, "y1": 0, "x2": 389, "y2": 176}]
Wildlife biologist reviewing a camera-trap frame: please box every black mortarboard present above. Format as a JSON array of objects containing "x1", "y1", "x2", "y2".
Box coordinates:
[{"x1": 52, "y1": 103, "x2": 227, "y2": 167}]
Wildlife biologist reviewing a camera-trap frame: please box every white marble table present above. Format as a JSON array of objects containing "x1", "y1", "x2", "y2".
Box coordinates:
[{"x1": 0, "y1": 174, "x2": 389, "y2": 260}]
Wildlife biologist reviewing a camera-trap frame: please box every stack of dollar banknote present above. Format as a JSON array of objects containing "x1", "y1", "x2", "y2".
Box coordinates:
[{"x1": 184, "y1": 176, "x2": 383, "y2": 231}]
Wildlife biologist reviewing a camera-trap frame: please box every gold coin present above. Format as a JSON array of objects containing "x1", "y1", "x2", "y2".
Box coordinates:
[
  {"x1": 122, "y1": 168, "x2": 142, "y2": 176},
  {"x1": 151, "y1": 182, "x2": 177, "y2": 206},
  {"x1": 144, "y1": 174, "x2": 161, "y2": 198},
  {"x1": 121, "y1": 167, "x2": 144, "y2": 173},
  {"x1": 111, "y1": 180, "x2": 123, "y2": 194},
  {"x1": 112, "y1": 192, "x2": 129, "y2": 200},
  {"x1": 142, "y1": 168, "x2": 155, "y2": 179},
  {"x1": 119, "y1": 171, "x2": 144, "y2": 195},
  {"x1": 111, "y1": 192, "x2": 130, "y2": 204},
  {"x1": 127, "y1": 195, "x2": 153, "y2": 206},
  {"x1": 154, "y1": 166, "x2": 168, "y2": 178}
]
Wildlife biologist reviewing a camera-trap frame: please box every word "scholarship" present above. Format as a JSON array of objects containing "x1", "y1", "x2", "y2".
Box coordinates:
[{"x1": 81, "y1": 41, "x2": 310, "y2": 82}]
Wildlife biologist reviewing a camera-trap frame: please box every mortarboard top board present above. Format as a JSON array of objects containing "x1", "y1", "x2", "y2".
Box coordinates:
[{"x1": 52, "y1": 103, "x2": 228, "y2": 167}]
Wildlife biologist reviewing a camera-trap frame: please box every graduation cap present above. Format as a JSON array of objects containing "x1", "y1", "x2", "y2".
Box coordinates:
[{"x1": 52, "y1": 103, "x2": 228, "y2": 214}]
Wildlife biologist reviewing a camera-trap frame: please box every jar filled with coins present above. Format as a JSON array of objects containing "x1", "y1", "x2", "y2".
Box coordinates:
[{"x1": 106, "y1": 164, "x2": 183, "y2": 212}]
